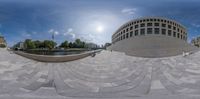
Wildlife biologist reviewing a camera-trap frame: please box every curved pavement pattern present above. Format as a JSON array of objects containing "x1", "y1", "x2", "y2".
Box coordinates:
[{"x1": 0, "y1": 48, "x2": 200, "y2": 99}]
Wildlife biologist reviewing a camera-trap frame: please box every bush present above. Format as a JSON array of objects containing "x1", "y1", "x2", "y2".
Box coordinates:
[{"x1": 0, "y1": 44, "x2": 6, "y2": 48}]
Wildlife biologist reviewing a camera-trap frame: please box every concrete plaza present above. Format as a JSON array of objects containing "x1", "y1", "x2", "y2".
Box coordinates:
[{"x1": 0, "y1": 49, "x2": 200, "y2": 99}]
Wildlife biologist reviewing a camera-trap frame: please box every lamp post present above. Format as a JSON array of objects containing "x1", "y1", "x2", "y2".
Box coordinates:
[{"x1": 52, "y1": 32, "x2": 55, "y2": 41}]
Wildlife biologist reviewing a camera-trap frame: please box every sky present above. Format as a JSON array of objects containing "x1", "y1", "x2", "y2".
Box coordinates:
[{"x1": 0, "y1": 0, "x2": 200, "y2": 47}]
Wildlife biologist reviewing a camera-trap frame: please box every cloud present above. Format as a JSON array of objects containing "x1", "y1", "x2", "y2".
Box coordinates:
[
  {"x1": 21, "y1": 32, "x2": 31, "y2": 37},
  {"x1": 121, "y1": 8, "x2": 137, "y2": 15},
  {"x1": 48, "y1": 29, "x2": 59, "y2": 35},
  {"x1": 63, "y1": 28, "x2": 76, "y2": 39},
  {"x1": 192, "y1": 23, "x2": 200, "y2": 28}
]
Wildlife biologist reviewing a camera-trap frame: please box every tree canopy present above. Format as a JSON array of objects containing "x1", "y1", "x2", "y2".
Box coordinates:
[
  {"x1": 59, "y1": 39, "x2": 86, "y2": 48},
  {"x1": 23, "y1": 39, "x2": 56, "y2": 50},
  {"x1": 17, "y1": 38, "x2": 88, "y2": 50}
]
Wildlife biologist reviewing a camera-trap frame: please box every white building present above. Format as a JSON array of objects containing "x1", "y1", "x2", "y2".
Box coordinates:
[
  {"x1": 85, "y1": 43, "x2": 98, "y2": 49},
  {"x1": 14, "y1": 41, "x2": 24, "y2": 50},
  {"x1": 109, "y1": 17, "x2": 198, "y2": 57}
]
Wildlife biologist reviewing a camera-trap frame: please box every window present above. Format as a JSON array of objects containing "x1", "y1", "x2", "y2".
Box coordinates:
[
  {"x1": 173, "y1": 32, "x2": 176, "y2": 37},
  {"x1": 126, "y1": 33, "x2": 129, "y2": 38},
  {"x1": 126, "y1": 28, "x2": 129, "y2": 32},
  {"x1": 168, "y1": 25, "x2": 171, "y2": 29},
  {"x1": 147, "y1": 19, "x2": 149, "y2": 21},
  {"x1": 123, "y1": 30, "x2": 125, "y2": 33},
  {"x1": 140, "y1": 20, "x2": 142, "y2": 23},
  {"x1": 173, "y1": 26, "x2": 176, "y2": 30},
  {"x1": 135, "y1": 25, "x2": 138, "y2": 29},
  {"x1": 158, "y1": 19, "x2": 160, "y2": 22},
  {"x1": 140, "y1": 23, "x2": 145, "y2": 27},
  {"x1": 168, "y1": 30, "x2": 172, "y2": 36},
  {"x1": 123, "y1": 35, "x2": 125, "y2": 39},
  {"x1": 150, "y1": 19, "x2": 153, "y2": 21},
  {"x1": 147, "y1": 28, "x2": 153, "y2": 34},
  {"x1": 162, "y1": 24, "x2": 166, "y2": 27},
  {"x1": 140, "y1": 29, "x2": 145, "y2": 35},
  {"x1": 177, "y1": 33, "x2": 180, "y2": 38},
  {"x1": 162, "y1": 29, "x2": 166, "y2": 35},
  {"x1": 130, "y1": 26, "x2": 133, "y2": 30},
  {"x1": 147, "y1": 23, "x2": 152, "y2": 26},
  {"x1": 155, "y1": 28, "x2": 159, "y2": 34},
  {"x1": 177, "y1": 28, "x2": 180, "y2": 32},
  {"x1": 130, "y1": 31, "x2": 133, "y2": 37},
  {"x1": 135, "y1": 30, "x2": 138, "y2": 36},
  {"x1": 167, "y1": 21, "x2": 169, "y2": 23},
  {"x1": 154, "y1": 23, "x2": 159, "y2": 26},
  {"x1": 143, "y1": 19, "x2": 146, "y2": 22},
  {"x1": 181, "y1": 35, "x2": 183, "y2": 39}
]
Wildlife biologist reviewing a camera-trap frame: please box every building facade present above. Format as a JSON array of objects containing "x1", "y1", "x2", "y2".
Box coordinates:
[
  {"x1": 109, "y1": 17, "x2": 198, "y2": 57},
  {"x1": 13, "y1": 41, "x2": 25, "y2": 50},
  {"x1": 0, "y1": 36, "x2": 6, "y2": 48},
  {"x1": 85, "y1": 43, "x2": 98, "y2": 49},
  {"x1": 191, "y1": 37, "x2": 200, "y2": 47}
]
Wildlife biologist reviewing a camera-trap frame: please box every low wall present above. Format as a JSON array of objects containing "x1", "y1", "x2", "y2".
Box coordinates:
[
  {"x1": 110, "y1": 35, "x2": 199, "y2": 58},
  {"x1": 14, "y1": 50, "x2": 101, "y2": 62}
]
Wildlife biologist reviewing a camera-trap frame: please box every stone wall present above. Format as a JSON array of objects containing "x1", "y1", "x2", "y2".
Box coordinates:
[{"x1": 14, "y1": 50, "x2": 101, "y2": 62}]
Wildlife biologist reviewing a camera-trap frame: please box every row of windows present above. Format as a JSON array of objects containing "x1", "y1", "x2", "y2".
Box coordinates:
[
  {"x1": 113, "y1": 24, "x2": 186, "y2": 39},
  {"x1": 112, "y1": 28, "x2": 187, "y2": 43},
  {"x1": 115, "y1": 18, "x2": 185, "y2": 35}
]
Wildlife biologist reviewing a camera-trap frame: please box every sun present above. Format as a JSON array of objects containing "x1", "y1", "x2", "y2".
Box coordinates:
[{"x1": 96, "y1": 26, "x2": 104, "y2": 32}]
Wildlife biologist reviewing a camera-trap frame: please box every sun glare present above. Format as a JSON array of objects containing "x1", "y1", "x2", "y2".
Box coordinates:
[{"x1": 96, "y1": 26, "x2": 104, "y2": 32}]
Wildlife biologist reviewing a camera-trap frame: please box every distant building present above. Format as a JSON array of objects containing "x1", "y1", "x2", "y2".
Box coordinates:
[
  {"x1": 104, "y1": 43, "x2": 111, "y2": 49},
  {"x1": 13, "y1": 41, "x2": 24, "y2": 50},
  {"x1": 85, "y1": 43, "x2": 98, "y2": 49},
  {"x1": 0, "y1": 36, "x2": 6, "y2": 48},
  {"x1": 191, "y1": 37, "x2": 200, "y2": 47}
]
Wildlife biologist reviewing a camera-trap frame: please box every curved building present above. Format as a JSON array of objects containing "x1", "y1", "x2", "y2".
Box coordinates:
[{"x1": 109, "y1": 17, "x2": 198, "y2": 57}]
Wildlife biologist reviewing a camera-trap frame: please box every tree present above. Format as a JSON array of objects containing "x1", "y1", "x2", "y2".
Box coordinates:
[
  {"x1": 73, "y1": 39, "x2": 86, "y2": 48},
  {"x1": 33, "y1": 40, "x2": 42, "y2": 48},
  {"x1": 59, "y1": 40, "x2": 69, "y2": 49},
  {"x1": 68, "y1": 42, "x2": 73, "y2": 48},
  {"x1": 43, "y1": 40, "x2": 57, "y2": 49},
  {"x1": 24, "y1": 39, "x2": 36, "y2": 49},
  {"x1": 0, "y1": 44, "x2": 6, "y2": 48}
]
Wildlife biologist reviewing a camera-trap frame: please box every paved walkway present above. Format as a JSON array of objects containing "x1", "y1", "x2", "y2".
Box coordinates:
[{"x1": 0, "y1": 49, "x2": 200, "y2": 99}]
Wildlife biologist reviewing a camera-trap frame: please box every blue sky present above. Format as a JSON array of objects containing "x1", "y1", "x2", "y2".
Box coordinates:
[{"x1": 0, "y1": 0, "x2": 200, "y2": 46}]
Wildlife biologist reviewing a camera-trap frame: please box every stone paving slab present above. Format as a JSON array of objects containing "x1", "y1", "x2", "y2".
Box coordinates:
[{"x1": 0, "y1": 48, "x2": 200, "y2": 99}]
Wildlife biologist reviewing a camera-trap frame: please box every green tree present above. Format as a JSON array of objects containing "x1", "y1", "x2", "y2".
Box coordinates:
[
  {"x1": 74, "y1": 39, "x2": 86, "y2": 48},
  {"x1": 33, "y1": 40, "x2": 42, "y2": 48},
  {"x1": 0, "y1": 44, "x2": 6, "y2": 48},
  {"x1": 24, "y1": 39, "x2": 36, "y2": 49},
  {"x1": 59, "y1": 40, "x2": 69, "y2": 49},
  {"x1": 43, "y1": 40, "x2": 57, "y2": 49},
  {"x1": 68, "y1": 42, "x2": 73, "y2": 48}
]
